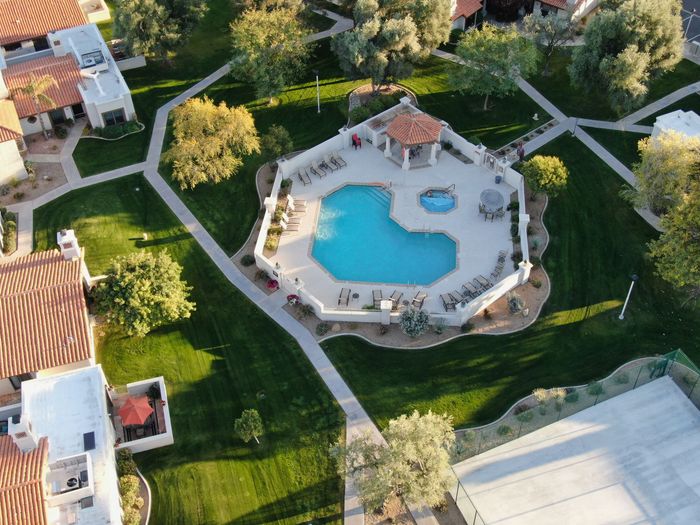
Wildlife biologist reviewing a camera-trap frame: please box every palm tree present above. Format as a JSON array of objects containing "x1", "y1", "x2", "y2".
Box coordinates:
[{"x1": 11, "y1": 73, "x2": 58, "y2": 140}]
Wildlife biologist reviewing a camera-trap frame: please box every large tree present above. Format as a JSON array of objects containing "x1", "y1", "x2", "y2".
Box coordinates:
[
  {"x1": 331, "y1": 0, "x2": 452, "y2": 93},
  {"x1": 230, "y1": 5, "x2": 311, "y2": 102},
  {"x1": 520, "y1": 155, "x2": 569, "y2": 199},
  {"x1": 11, "y1": 74, "x2": 57, "y2": 140},
  {"x1": 448, "y1": 23, "x2": 539, "y2": 110},
  {"x1": 164, "y1": 96, "x2": 260, "y2": 190},
  {"x1": 114, "y1": 0, "x2": 207, "y2": 59},
  {"x1": 96, "y1": 251, "x2": 196, "y2": 337},
  {"x1": 333, "y1": 410, "x2": 454, "y2": 512},
  {"x1": 626, "y1": 131, "x2": 700, "y2": 215},
  {"x1": 260, "y1": 124, "x2": 294, "y2": 166},
  {"x1": 522, "y1": 10, "x2": 575, "y2": 75},
  {"x1": 569, "y1": 0, "x2": 683, "y2": 113}
]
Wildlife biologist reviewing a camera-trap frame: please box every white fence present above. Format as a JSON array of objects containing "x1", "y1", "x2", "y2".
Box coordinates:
[{"x1": 253, "y1": 99, "x2": 533, "y2": 327}]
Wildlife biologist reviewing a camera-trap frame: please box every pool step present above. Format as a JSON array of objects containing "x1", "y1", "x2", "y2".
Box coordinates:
[{"x1": 365, "y1": 187, "x2": 392, "y2": 208}]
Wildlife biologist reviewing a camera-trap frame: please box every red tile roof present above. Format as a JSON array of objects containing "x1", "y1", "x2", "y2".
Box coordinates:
[
  {"x1": 0, "y1": 100, "x2": 23, "y2": 143},
  {"x1": 0, "y1": 250, "x2": 92, "y2": 379},
  {"x1": 387, "y1": 113, "x2": 444, "y2": 146},
  {"x1": 5, "y1": 55, "x2": 84, "y2": 119},
  {"x1": 0, "y1": 0, "x2": 86, "y2": 46},
  {"x1": 451, "y1": 0, "x2": 482, "y2": 20},
  {"x1": 0, "y1": 436, "x2": 49, "y2": 525}
]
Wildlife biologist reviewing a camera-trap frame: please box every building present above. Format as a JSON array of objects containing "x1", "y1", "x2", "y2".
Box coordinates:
[
  {"x1": 450, "y1": 0, "x2": 483, "y2": 30},
  {"x1": 652, "y1": 109, "x2": 700, "y2": 139},
  {"x1": 532, "y1": 0, "x2": 599, "y2": 19},
  {"x1": 1, "y1": 363, "x2": 173, "y2": 525}
]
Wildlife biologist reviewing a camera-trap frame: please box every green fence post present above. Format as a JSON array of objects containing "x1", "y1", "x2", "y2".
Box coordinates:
[
  {"x1": 688, "y1": 376, "x2": 700, "y2": 400},
  {"x1": 633, "y1": 365, "x2": 643, "y2": 389}
]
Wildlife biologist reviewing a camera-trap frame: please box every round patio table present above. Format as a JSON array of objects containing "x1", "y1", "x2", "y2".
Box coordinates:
[{"x1": 480, "y1": 189, "x2": 505, "y2": 213}]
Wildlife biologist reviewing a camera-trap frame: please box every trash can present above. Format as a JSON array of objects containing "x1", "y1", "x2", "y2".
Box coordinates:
[{"x1": 495, "y1": 175, "x2": 502, "y2": 184}]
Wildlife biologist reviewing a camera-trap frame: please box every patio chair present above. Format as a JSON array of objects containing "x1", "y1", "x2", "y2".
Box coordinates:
[
  {"x1": 321, "y1": 156, "x2": 339, "y2": 172},
  {"x1": 310, "y1": 161, "x2": 327, "y2": 178},
  {"x1": 472, "y1": 278, "x2": 484, "y2": 292},
  {"x1": 287, "y1": 194, "x2": 307, "y2": 209},
  {"x1": 441, "y1": 293, "x2": 456, "y2": 312},
  {"x1": 281, "y1": 212, "x2": 301, "y2": 225},
  {"x1": 372, "y1": 290, "x2": 383, "y2": 309},
  {"x1": 451, "y1": 290, "x2": 468, "y2": 306},
  {"x1": 297, "y1": 170, "x2": 312, "y2": 186},
  {"x1": 498, "y1": 250, "x2": 508, "y2": 262},
  {"x1": 462, "y1": 281, "x2": 478, "y2": 297},
  {"x1": 389, "y1": 290, "x2": 403, "y2": 308},
  {"x1": 478, "y1": 203, "x2": 485, "y2": 214},
  {"x1": 412, "y1": 291, "x2": 427, "y2": 309},
  {"x1": 476, "y1": 275, "x2": 493, "y2": 289},
  {"x1": 332, "y1": 151, "x2": 347, "y2": 167},
  {"x1": 495, "y1": 208, "x2": 506, "y2": 220},
  {"x1": 338, "y1": 288, "x2": 351, "y2": 307},
  {"x1": 280, "y1": 220, "x2": 300, "y2": 233}
]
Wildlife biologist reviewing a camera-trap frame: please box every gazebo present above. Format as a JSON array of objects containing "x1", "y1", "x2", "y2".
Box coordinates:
[{"x1": 384, "y1": 113, "x2": 444, "y2": 170}]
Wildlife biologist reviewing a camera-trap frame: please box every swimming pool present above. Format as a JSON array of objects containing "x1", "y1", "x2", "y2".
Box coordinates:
[
  {"x1": 420, "y1": 190, "x2": 456, "y2": 212},
  {"x1": 312, "y1": 185, "x2": 457, "y2": 285}
]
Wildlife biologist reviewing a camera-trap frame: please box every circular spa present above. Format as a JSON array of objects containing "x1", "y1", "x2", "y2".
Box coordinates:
[{"x1": 419, "y1": 189, "x2": 456, "y2": 213}]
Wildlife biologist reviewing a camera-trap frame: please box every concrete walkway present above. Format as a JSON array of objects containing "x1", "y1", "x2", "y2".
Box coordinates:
[
  {"x1": 620, "y1": 80, "x2": 700, "y2": 125},
  {"x1": 576, "y1": 118, "x2": 653, "y2": 134},
  {"x1": 307, "y1": 9, "x2": 353, "y2": 42}
]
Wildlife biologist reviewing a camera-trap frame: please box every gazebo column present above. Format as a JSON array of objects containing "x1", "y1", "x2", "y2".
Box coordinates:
[
  {"x1": 428, "y1": 142, "x2": 438, "y2": 166},
  {"x1": 402, "y1": 146, "x2": 410, "y2": 170},
  {"x1": 384, "y1": 134, "x2": 391, "y2": 158}
]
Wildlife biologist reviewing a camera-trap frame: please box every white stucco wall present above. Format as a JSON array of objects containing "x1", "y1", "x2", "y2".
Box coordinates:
[
  {"x1": 0, "y1": 139, "x2": 27, "y2": 184},
  {"x1": 19, "y1": 113, "x2": 53, "y2": 136},
  {"x1": 84, "y1": 95, "x2": 137, "y2": 128}
]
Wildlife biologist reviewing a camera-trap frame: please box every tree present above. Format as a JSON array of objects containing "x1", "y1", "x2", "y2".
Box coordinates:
[
  {"x1": 569, "y1": 0, "x2": 683, "y2": 113},
  {"x1": 331, "y1": 0, "x2": 452, "y2": 93},
  {"x1": 230, "y1": 6, "x2": 311, "y2": 103},
  {"x1": 522, "y1": 10, "x2": 575, "y2": 75},
  {"x1": 164, "y1": 96, "x2": 260, "y2": 190},
  {"x1": 260, "y1": 125, "x2": 294, "y2": 165},
  {"x1": 11, "y1": 74, "x2": 57, "y2": 139},
  {"x1": 520, "y1": 155, "x2": 569, "y2": 199},
  {"x1": 114, "y1": 0, "x2": 207, "y2": 59},
  {"x1": 95, "y1": 251, "x2": 195, "y2": 337},
  {"x1": 234, "y1": 409, "x2": 264, "y2": 444},
  {"x1": 626, "y1": 131, "x2": 700, "y2": 215},
  {"x1": 649, "y1": 177, "x2": 700, "y2": 303},
  {"x1": 333, "y1": 410, "x2": 454, "y2": 512},
  {"x1": 449, "y1": 23, "x2": 539, "y2": 110}
]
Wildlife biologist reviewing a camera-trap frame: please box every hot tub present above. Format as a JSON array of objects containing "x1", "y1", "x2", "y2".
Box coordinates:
[{"x1": 420, "y1": 189, "x2": 456, "y2": 213}]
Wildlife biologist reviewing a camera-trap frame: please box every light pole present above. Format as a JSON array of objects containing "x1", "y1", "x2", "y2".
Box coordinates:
[
  {"x1": 619, "y1": 274, "x2": 639, "y2": 320},
  {"x1": 314, "y1": 69, "x2": 320, "y2": 114}
]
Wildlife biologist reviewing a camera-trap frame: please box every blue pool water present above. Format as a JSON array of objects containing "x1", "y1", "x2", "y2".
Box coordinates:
[
  {"x1": 312, "y1": 185, "x2": 457, "y2": 284},
  {"x1": 420, "y1": 190, "x2": 455, "y2": 212}
]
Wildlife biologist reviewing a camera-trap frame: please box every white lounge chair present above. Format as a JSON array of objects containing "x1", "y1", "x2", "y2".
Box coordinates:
[
  {"x1": 338, "y1": 288, "x2": 351, "y2": 307},
  {"x1": 332, "y1": 151, "x2": 347, "y2": 167},
  {"x1": 310, "y1": 162, "x2": 326, "y2": 178},
  {"x1": 324, "y1": 154, "x2": 341, "y2": 170},
  {"x1": 280, "y1": 220, "x2": 300, "y2": 233},
  {"x1": 297, "y1": 170, "x2": 311, "y2": 186},
  {"x1": 281, "y1": 212, "x2": 301, "y2": 225}
]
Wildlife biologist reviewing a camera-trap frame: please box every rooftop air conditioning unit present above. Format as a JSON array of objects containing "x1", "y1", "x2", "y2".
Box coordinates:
[{"x1": 83, "y1": 57, "x2": 96, "y2": 67}]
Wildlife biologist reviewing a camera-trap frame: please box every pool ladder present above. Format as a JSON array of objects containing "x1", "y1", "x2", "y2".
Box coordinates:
[{"x1": 445, "y1": 184, "x2": 455, "y2": 194}]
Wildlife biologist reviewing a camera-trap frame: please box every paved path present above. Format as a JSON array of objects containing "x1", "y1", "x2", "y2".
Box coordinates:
[
  {"x1": 516, "y1": 78, "x2": 567, "y2": 122},
  {"x1": 577, "y1": 118, "x2": 653, "y2": 134},
  {"x1": 620, "y1": 80, "x2": 700, "y2": 125},
  {"x1": 307, "y1": 9, "x2": 353, "y2": 41}
]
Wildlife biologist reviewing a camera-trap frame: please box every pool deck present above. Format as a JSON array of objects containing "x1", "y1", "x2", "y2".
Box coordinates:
[{"x1": 271, "y1": 143, "x2": 515, "y2": 315}]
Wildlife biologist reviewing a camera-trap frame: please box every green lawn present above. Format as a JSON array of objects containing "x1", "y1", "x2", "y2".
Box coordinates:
[
  {"x1": 97, "y1": 0, "x2": 114, "y2": 41},
  {"x1": 33, "y1": 175, "x2": 343, "y2": 525},
  {"x1": 582, "y1": 128, "x2": 647, "y2": 169},
  {"x1": 637, "y1": 93, "x2": 700, "y2": 126},
  {"x1": 529, "y1": 50, "x2": 700, "y2": 121},
  {"x1": 304, "y1": 10, "x2": 336, "y2": 32},
  {"x1": 322, "y1": 136, "x2": 699, "y2": 429}
]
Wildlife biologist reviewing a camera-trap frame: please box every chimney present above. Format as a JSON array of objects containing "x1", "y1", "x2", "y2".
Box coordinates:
[
  {"x1": 57, "y1": 229, "x2": 81, "y2": 261},
  {"x1": 9, "y1": 414, "x2": 39, "y2": 453}
]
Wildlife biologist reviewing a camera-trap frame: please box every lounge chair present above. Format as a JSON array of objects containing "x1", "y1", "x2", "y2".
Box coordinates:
[
  {"x1": 477, "y1": 275, "x2": 493, "y2": 289},
  {"x1": 281, "y1": 212, "x2": 301, "y2": 225},
  {"x1": 389, "y1": 290, "x2": 403, "y2": 308},
  {"x1": 441, "y1": 293, "x2": 456, "y2": 312},
  {"x1": 332, "y1": 151, "x2": 347, "y2": 167},
  {"x1": 321, "y1": 155, "x2": 339, "y2": 172},
  {"x1": 451, "y1": 291, "x2": 469, "y2": 305},
  {"x1": 462, "y1": 281, "x2": 478, "y2": 297},
  {"x1": 310, "y1": 162, "x2": 327, "y2": 178},
  {"x1": 338, "y1": 288, "x2": 351, "y2": 307},
  {"x1": 495, "y1": 208, "x2": 506, "y2": 220},
  {"x1": 372, "y1": 289, "x2": 383, "y2": 309},
  {"x1": 280, "y1": 220, "x2": 299, "y2": 233},
  {"x1": 412, "y1": 291, "x2": 427, "y2": 309},
  {"x1": 472, "y1": 278, "x2": 484, "y2": 291},
  {"x1": 297, "y1": 170, "x2": 311, "y2": 186}
]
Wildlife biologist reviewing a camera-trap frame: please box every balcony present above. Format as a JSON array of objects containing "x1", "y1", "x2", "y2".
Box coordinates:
[{"x1": 107, "y1": 377, "x2": 174, "y2": 453}]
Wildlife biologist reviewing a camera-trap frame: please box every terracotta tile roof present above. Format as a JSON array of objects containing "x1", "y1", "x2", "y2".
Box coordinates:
[
  {"x1": 0, "y1": 436, "x2": 49, "y2": 525},
  {"x1": 451, "y1": 0, "x2": 482, "y2": 20},
  {"x1": 5, "y1": 55, "x2": 84, "y2": 119},
  {"x1": 0, "y1": 250, "x2": 92, "y2": 379},
  {"x1": 0, "y1": 0, "x2": 86, "y2": 46},
  {"x1": 387, "y1": 113, "x2": 444, "y2": 146},
  {"x1": 0, "y1": 99, "x2": 23, "y2": 143}
]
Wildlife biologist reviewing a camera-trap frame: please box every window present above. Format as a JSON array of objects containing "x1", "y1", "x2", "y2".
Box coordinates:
[
  {"x1": 80, "y1": 497, "x2": 94, "y2": 509},
  {"x1": 101, "y1": 109, "x2": 126, "y2": 127},
  {"x1": 71, "y1": 104, "x2": 86, "y2": 118},
  {"x1": 83, "y1": 432, "x2": 95, "y2": 451}
]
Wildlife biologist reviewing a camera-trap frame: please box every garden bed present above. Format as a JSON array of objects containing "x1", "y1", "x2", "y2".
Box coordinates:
[
  {"x1": 0, "y1": 163, "x2": 66, "y2": 206},
  {"x1": 82, "y1": 121, "x2": 145, "y2": 141}
]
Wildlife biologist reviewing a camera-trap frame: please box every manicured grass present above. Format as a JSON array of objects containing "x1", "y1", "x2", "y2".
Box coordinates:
[
  {"x1": 529, "y1": 50, "x2": 700, "y2": 120},
  {"x1": 322, "y1": 136, "x2": 699, "y2": 429},
  {"x1": 97, "y1": 0, "x2": 114, "y2": 41},
  {"x1": 637, "y1": 93, "x2": 700, "y2": 126},
  {"x1": 73, "y1": 131, "x2": 147, "y2": 176},
  {"x1": 304, "y1": 10, "x2": 336, "y2": 32},
  {"x1": 33, "y1": 175, "x2": 343, "y2": 525},
  {"x1": 582, "y1": 128, "x2": 647, "y2": 169}
]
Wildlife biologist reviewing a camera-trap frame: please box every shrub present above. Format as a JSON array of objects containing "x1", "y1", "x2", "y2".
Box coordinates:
[
  {"x1": 497, "y1": 424, "x2": 512, "y2": 436},
  {"x1": 527, "y1": 224, "x2": 535, "y2": 235},
  {"x1": 122, "y1": 507, "x2": 141, "y2": 525},
  {"x1": 316, "y1": 322, "x2": 330, "y2": 336},
  {"x1": 119, "y1": 474, "x2": 140, "y2": 501},
  {"x1": 398, "y1": 308, "x2": 430, "y2": 337},
  {"x1": 460, "y1": 321, "x2": 474, "y2": 333},
  {"x1": 433, "y1": 318, "x2": 446, "y2": 335},
  {"x1": 116, "y1": 449, "x2": 138, "y2": 476},
  {"x1": 240, "y1": 254, "x2": 255, "y2": 266},
  {"x1": 0, "y1": 185, "x2": 10, "y2": 196},
  {"x1": 510, "y1": 212, "x2": 519, "y2": 223},
  {"x1": 280, "y1": 178, "x2": 292, "y2": 189},
  {"x1": 532, "y1": 388, "x2": 549, "y2": 405},
  {"x1": 3, "y1": 211, "x2": 16, "y2": 222},
  {"x1": 350, "y1": 106, "x2": 371, "y2": 123},
  {"x1": 512, "y1": 234, "x2": 520, "y2": 244},
  {"x1": 442, "y1": 141, "x2": 453, "y2": 151},
  {"x1": 587, "y1": 381, "x2": 604, "y2": 396},
  {"x1": 507, "y1": 292, "x2": 524, "y2": 314},
  {"x1": 530, "y1": 256, "x2": 541, "y2": 268},
  {"x1": 530, "y1": 278, "x2": 542, "y2": 289},
  {"x1": 449, "y1": 28, "x2": 464, "y2": 43},
  {"x1": 483, "y1": 308, "x2": 491, "y2": 320},
  {"x1": 13, "y1": 192, "x2": 24, "y2": 201},
  {"x1": 467, "y1": 135, "x2": 481, "y2": 145},
  {"x1": 516, "y1": 410, "x2": 534, "y2": 423},
  {"x1": 507, "y1": 201, "x2": 519, "y2": 212},
  {"x1": 367, "y1": 98, "x2": 384, "y2": 115},
  {"x1": 24, "y1": 160, "x2": 36, "y2": 176},
  {"x1": 510, "y1": 223, "x2": 519, "y2": 237},
  {"x1": 531, "y1": 239, "x2": 540, "y2": 251},
  {"x1": 10, "y1": 177, "x2": 20, "y2": 188},
  {"x1": 264, "y1": 233, "x2": 280, "y2": 251},
  {"x1": 378, "y1": 94, "x2": 396, "y2": 108},
  {"x1": 254, "y1": 269, "x2": 268, "y2": 281},
  {"x1": 615, "y1": 372, "x2": 630, "y2": 384},
  {"x1": 565, "y1": 391, "x2": 579, "y2": 403},
  {"x1": 297, "y1": 303, "x2": 314, "y2": 319},
  {"x1": 54, "y1": 126, "x2": 68, "y2": 139},
  {"x1": 378, "y1": 324, "x2": 389, "y2": 335}
]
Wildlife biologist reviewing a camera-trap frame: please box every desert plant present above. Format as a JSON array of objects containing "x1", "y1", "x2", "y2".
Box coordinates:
[
  {"x1": 587, "y1": 381, "x2": 604, "y2": 396},
  {"x1": 564, "y1": 390, "x2": 579, "y2": 403},
  {"x1": 433, "y1": 318, "x2": 447, "y2": 335},
  {"x1": 460, "y1": 321, "x2": 474, "y2": 333},
  {"x1": 530, "y1": 256, "x2": 541, "y2": 268},
  {"x1": 530, "y1": 278, "x2": 542, "y2": 289},
  {"x1": 510, "y1": 223, "x2": 519, "y2": 237},
  {"x1": 378, "y1": 324, "x2": 389, "y2": 335},
  {"x1": 483, "y1": 308, "x2": 491, "y2": 320},
  {"x1": 399, "y1": 308, "x2": 430, "y2": 338},
  {"x1": 297, "y1": 303, "x2": 314, "y2": 319},
  {"x1": 531, "y1": 238, "x2": 540, "y2": 251},
  {"x1": 254, "y1": 269, "x2": 268, "y2": 281},
  {"x1": 496, "y1": 424, "x2": 512, "y2": 436},
  {"x1": 13, "y1": 192, "x2": 25, "y2": 201},
  {"x1": 507, "y1": 292, "x2": 525, "y2": 314},
  {"x1": 615, "y1": 372, "x2": 630, "y2": 384},
  {"x1": 240, "y1": 254, "x2": 255, "y2": 266},
  {"x1": 507, "y1": 201, "x2": 519, "y2": 212},
  {"x1": 316, "y1": 322, "x2": 330, "y2": 336},
  {"x1": 516, "y1": 410, "x2": 534, "y2": 423},
  {"x1": 0, "y1": 185, "x2": 10, "y2": 196}
]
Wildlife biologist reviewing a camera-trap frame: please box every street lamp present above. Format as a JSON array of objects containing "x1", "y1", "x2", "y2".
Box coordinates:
[
  {"x1": 618, "y1": 274, "x2": 639, "y2": 320},
  {"x1": 313, "y1": 69, "x2": 320, "y2": 114}
]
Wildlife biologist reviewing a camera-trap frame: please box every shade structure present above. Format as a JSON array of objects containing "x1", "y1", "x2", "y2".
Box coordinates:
[
  {"x1": 118, "y1": 395, "x2": 153, "y2": 426},
  {"x1": 386, "y1": 113, "x2": 443, "y2": 146}
]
